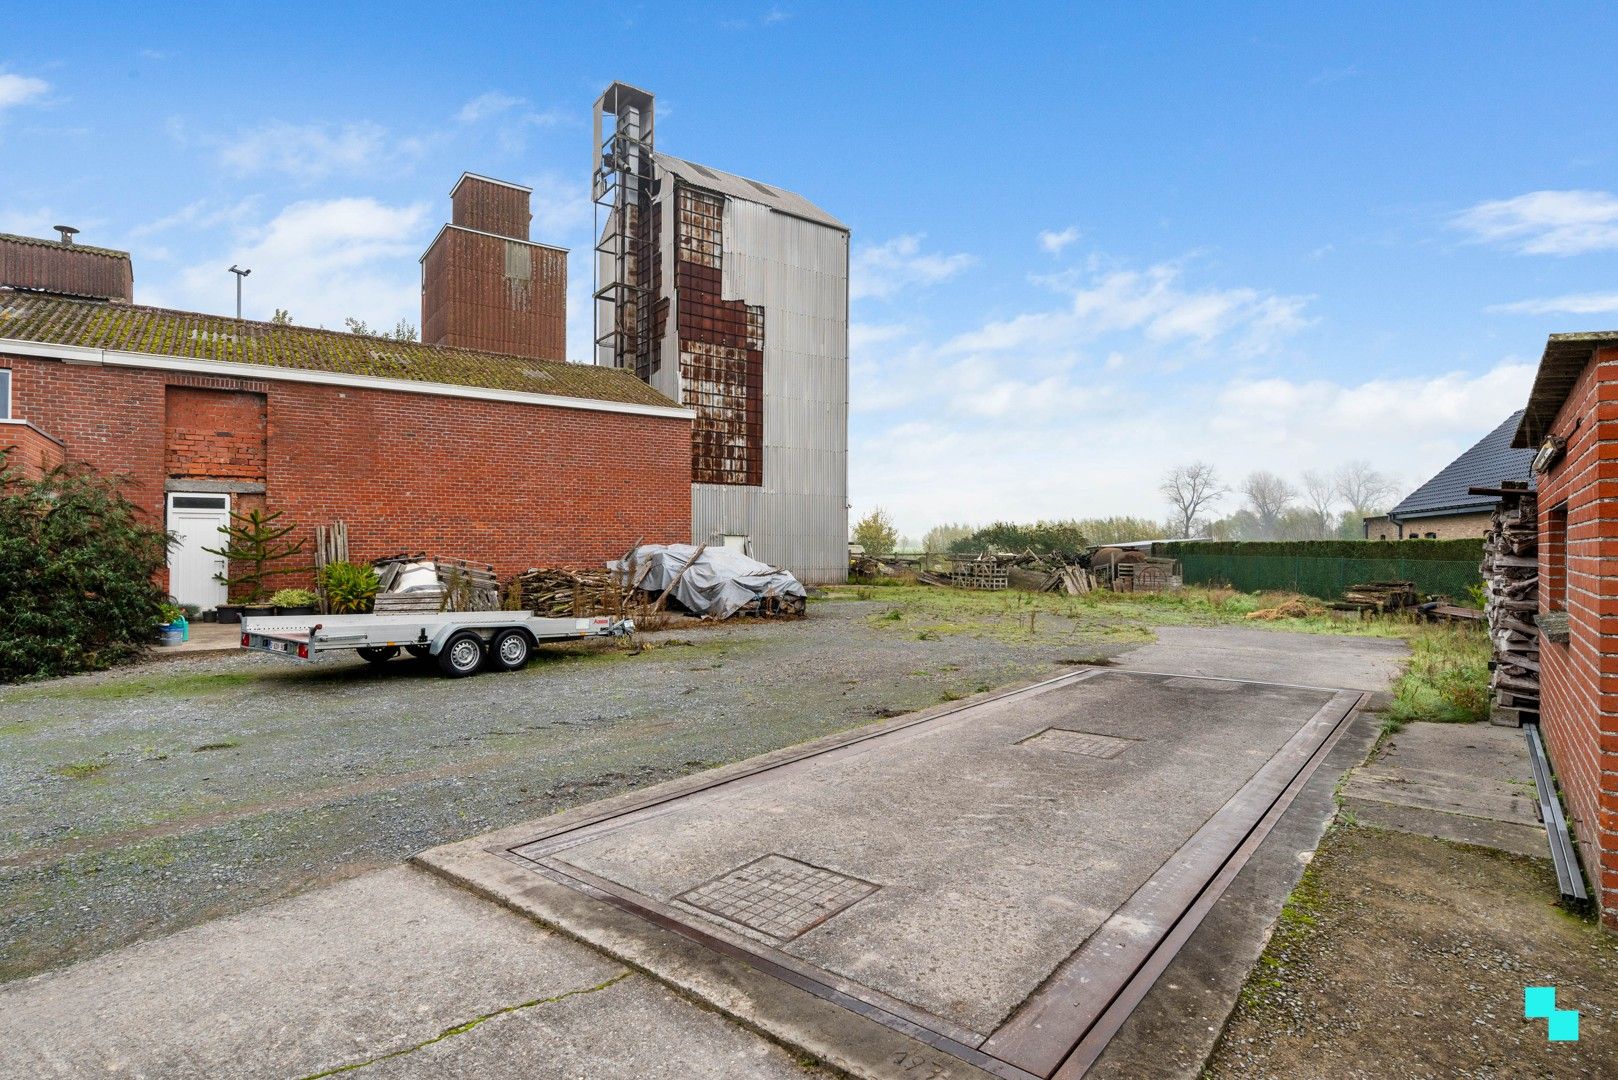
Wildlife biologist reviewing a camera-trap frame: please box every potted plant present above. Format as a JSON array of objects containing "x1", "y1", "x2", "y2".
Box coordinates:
[
  {"x1": 157, "y1": 601, "x2": 187, "y2": 647},
  {"x1": 319, "y1": 561, "x2": 380, "y2": 614},
  {"x1": 205, "y1": 508, "x2": 310, "y2": 620},
  {"x1": 271, "y1": 587, "x2": 319, "y2": 616}
]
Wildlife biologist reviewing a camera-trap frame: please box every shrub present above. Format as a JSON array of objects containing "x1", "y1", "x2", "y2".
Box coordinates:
[
  {"x1": 320, "y1": 561, "x2": 379, "y2": 614},
  {"x1": 0, "y1": 452, "x2": 170, "y2": 682},
  {"x1": 950, "y1": 520, "x2": 1091, "y2": 562},
  {"x1": 269, "y1": 587, "x2": 318, "y2": 608},
  {"x1": 204, "y1": 507, "x2": 309, "y2": 603}
]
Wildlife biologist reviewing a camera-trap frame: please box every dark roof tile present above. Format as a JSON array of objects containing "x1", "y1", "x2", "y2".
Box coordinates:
[{"x1": 1390, "y1": 410, "x2": 1535, "y2": 519}]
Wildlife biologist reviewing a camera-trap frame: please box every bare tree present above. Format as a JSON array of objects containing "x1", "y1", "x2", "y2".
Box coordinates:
[
  {"x1": 1241, "y1": 470, "x2": 1298, "y2": 539},
  {"x1": 1334, "y1": 460, "x2": 1399, "y2": 519},
  {"x1": 1300, "y1": 469, "x2": 1338, "y2": 539},
  {"x1": 1160, "y1": 462, "x2": 1226, "y2": 539}
]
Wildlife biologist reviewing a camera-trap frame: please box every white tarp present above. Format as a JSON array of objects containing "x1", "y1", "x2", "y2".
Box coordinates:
[{"x1": 611, "y1": 544, "x2": 805, "y2": 620}]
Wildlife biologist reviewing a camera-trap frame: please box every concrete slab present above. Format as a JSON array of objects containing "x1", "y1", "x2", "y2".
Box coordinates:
[
  {"x1": 1116, "y1": 625, "x2": 1407, "y2": 692},
  {"x1": 420, "y1": 665, "x2": 1365, "y2": 1079},
  {"x1": 1341, "y1": 721, "x2": 1545, "y2": 857},
  {"x1": 0, "y1": 865, "x2": 814, "y2": 1079}
]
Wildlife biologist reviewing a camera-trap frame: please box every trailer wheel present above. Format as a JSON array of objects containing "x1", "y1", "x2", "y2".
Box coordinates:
[
  {"x1": 358, "y1": 646, "x2": 399, "y2": 664},
  {"x1": 437, "y1": 632, "x2": 485, "y2": 678},
  {"x1": 490, "y1": 629, "x2": 532, "y2": 672},
  {"x1": 405, "y1": 644, "x2": 431, "y2": 660}
]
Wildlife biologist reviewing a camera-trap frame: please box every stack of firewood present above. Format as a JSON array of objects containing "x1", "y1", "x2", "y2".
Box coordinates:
[
  {"x1": 514, "y1": 567, "x2": 640, "y2": 617},
  {"x1": 1339, "y1": 581, "x2": 1419, "y2": 612},
  {"x1": 1482, "y1": 488, "x2": 1540, "y2": 725}
]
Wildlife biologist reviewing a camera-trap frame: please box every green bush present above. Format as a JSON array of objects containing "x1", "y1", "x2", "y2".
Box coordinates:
[
  {"x1": 0, "y1": 452, "x2": 170, "y2": 682},
  {"x1": 950, "y1": 520, "x2": 1091, "y2": 562},
  {"x1": 269, "y1": 587, "x2": 318, "y2": 608},
  {"x1": 319, "y1": 561, "x2": 379, "y2": 614}
]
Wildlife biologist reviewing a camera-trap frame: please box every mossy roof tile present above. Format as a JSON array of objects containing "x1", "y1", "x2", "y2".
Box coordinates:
[{"x1": 0, "y1": 293, "x2": 680, "y2": 409}]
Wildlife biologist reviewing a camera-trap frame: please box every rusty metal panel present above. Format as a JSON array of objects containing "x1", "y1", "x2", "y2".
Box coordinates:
[
  {"x1": 0, "y1": 234, "x2": 133, "y2": 302},
  {"x1": 450, "y1": 174, "x2": 532, "y2": 240},
  {"x1": 421, "y1": 228, "x2": 566, "y2": 361}
]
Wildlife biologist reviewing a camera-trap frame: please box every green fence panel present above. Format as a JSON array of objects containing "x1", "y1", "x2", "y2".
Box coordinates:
[{"x1": 1177, "y1": 554, "x2": 1481, "y2": 601}]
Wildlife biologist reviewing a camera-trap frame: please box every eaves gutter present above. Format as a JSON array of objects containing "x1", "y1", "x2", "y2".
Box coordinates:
[{"x1": 0, "y1": 338, "x2": 696, "y2": 422}]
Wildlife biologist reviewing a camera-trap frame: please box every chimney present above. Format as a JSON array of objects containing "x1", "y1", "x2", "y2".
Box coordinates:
[
  {"x1": 0, "y1": 229, "x2": 133, "y2": 302},
  {"x1": 420, "y1": 174, "x2": 566, "y2": 361}
]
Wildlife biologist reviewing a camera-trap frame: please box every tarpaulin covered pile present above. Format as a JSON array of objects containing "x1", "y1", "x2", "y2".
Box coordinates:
[{"x1": 611, "y1": 544, "x2": 806, "y2": 619}]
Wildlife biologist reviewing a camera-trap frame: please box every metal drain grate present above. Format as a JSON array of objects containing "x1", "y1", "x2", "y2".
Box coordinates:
[
  {"x1": 676, "y1": 855, "x2": 878, "y2": 941},
  {"x1": 1021, "y1": 727, "x2": 1135, "y2": 759}
]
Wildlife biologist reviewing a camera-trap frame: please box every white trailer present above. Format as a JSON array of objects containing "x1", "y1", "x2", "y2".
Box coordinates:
[{"x1": 239, "y1": 612, "x2": 633, "y2": 677}]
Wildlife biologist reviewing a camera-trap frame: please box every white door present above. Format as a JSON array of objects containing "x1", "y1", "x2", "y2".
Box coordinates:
[{"x1": 167, "y1": 494, "x2": 231, "y2": 610}]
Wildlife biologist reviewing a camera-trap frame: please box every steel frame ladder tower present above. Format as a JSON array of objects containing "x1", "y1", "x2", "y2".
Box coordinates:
[{"x1": 592, "y1": 82, "x2": 657, "y2": 380}]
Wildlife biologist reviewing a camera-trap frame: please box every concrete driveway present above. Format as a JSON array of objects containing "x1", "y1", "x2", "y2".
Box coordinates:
[{"x1": 0, "y1": 627, "x2": 1405, "y2": 1079}]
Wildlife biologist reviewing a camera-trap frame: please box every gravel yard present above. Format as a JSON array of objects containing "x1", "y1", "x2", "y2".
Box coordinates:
[{"x1": 0, "y1": 596, "x2": 1134, "y2": 983}]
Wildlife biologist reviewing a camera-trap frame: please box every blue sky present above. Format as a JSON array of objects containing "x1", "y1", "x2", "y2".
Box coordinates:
[{"x1": 5, "y1": 3, "x2": 1616, "y2": 537}]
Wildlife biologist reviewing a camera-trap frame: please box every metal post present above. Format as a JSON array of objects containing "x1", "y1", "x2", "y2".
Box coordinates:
[{"x1": 228, "y1": 264, "x2": 251, "y2": 319}]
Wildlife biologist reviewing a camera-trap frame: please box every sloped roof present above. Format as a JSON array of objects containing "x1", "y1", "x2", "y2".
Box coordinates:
[
  {"x1": 1512, "y1": 330, "x2": 1618, "y2": 448},
  {"x1": 1390, "y1": 410, "x2": 1535, "y2": 519},
  {"x1": 0, "y1": 293, "x2": 680, "y2": 409},
  {"x1": 0, "y1": 232, "x2": 130, "y2": 260},
  {"x1": 654, "y1": 153, "x2": 847, "y2": 231}
]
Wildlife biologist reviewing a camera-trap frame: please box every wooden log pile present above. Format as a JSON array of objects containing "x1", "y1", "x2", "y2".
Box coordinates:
[
  {"x1": 1337, "y1": 581, "x2": 1419, "y2": 613},
  {"x1": 514, "y1": 567, "x2": 639, "y2": 618},
  {"x1": 1481, "y1": 488, "x2": 1539, "y2": 726}
]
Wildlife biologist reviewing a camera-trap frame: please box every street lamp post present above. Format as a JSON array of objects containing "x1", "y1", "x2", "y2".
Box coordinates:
[{"x1": 227, "y1": 265, "x2": 251, "y2": 319}]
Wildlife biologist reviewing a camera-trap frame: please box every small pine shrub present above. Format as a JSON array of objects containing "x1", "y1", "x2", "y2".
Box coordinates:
[{"x1": 0, "y1": 453, "x2": 169, "y2": 682}]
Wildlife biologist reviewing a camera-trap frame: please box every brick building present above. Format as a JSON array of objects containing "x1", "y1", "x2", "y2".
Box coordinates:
[
  {"x1": 0, "y1": 215, "x2": 693, "y2": 613},
  {"x1": 1513, "y1": 332, "x2": 1618, "y2": 929}
]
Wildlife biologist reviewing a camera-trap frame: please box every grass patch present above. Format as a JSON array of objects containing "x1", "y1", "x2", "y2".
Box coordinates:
[
  {"x1": 1382, "y1": 624, "x2": 1492, "y2": 731},
  {"x1": 55, "y1": 761, "x2": 110, "y2": 780},
  {"x1": 4, "y1": 669, "x2": 261, "y2": 704},
  {"x1": 192, "y1": 740, "x2": 240, "y2": 752}
]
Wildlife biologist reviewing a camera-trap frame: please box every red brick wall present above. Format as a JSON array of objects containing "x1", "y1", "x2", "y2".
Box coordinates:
[
  {"x1": 0, "y1": 419, "x2": 66, "y2": 480},
  {"x1": 165, "y1": 386, "x2": 267, "y2": 481},
  {"x1": 1535, "y1": 345, "x2": 1618, "y2": 929},
  {"x1": 2, "y1": 351, "x2": 692, "y2": 586}
]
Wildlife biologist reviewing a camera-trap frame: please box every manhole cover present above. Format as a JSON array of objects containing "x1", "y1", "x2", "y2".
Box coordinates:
[
  {"x1": 675, "y1": 855, "x2": 879, "y2": 941},
  {"x1": 1020, "y1": 727, "x2": 1134, "y2": 759}
]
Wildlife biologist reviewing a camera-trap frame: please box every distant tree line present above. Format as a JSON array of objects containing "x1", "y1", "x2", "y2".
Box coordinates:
[{"x1": 1159, "y1": 460, "x2": 1400, "y2": 541}]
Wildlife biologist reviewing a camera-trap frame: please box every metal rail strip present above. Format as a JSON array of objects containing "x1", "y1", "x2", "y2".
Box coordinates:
[{"x1": 1524, "y1": 723, "x2": 1589, "y2": 901}]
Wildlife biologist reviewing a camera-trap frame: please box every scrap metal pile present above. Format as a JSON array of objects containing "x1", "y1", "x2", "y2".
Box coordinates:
[
  {"x1": 372, "y1": 554, "x2": 501, "y2": 613},
  {"x1": 1480, "y1": 485, "x2": 1541, "y2": 725}
]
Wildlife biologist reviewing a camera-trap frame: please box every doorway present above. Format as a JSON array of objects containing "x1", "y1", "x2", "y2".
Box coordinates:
[{"x1": 167, "y1": 493, "x2": 230, "y2": 610}]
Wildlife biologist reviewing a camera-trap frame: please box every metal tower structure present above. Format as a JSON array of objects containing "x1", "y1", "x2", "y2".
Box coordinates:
[{"x1": 592, "y1": 82, "x2": 657, "y2": 378}]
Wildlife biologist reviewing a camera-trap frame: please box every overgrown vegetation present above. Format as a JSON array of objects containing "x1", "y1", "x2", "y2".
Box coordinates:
[
  {"x1": 1383, "y1": 625, "x2": 1492, "y2": 729},
  {"x1": 948, "y1": 520, "x2": 1092, "y2": 562},
  {"x1": 852, "y1": 507, "x2": 899, "y2": 557},
  {"x1": 0, "y1": 452, "x2": 170, "y2": 683}
]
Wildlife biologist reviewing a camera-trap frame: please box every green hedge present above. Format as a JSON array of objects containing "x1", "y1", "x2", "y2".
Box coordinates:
[
  {"x1": 1154, "y1": 539, "x2": 1484, "y2": 562},
  {"x1": 1153, "y1": 540, "x2": 1484, "y2": 602}
]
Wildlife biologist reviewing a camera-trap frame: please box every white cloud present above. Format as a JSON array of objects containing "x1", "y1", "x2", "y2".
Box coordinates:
[
  {"x1": 457, "y1": 91, "x2": 523, "y2": 124},
  {"x1": 144, "y1": 197, "x2": 429, "y2": 329},
  {"x1": 1487, "y1": 291, "x2": 1618, "y2": 316},
  {"x1": 946, "y1": 259, "x2": 1310, "y2": 358},
  {"x1": 129, "y1": 197, "x2": 260, "y2": 239},
  {"x1": 852, "y1": 359, "x2": 1535, "y2": 539},
  {"x1": 850, "y1": 234, "x2": 974, "y2": 301},
  {"x1": 218, "y1": 121, "x2": 396, "y2": 180},
  {"x1": 1038, "y1": 226, "x2": 1081, "y2": 254},
  {"x1": 0, "y1": 72, "x2": 48, "y2": 112},
  {"x1": 1453, "y1": 189, "x2": 1618, "y2": 256}
]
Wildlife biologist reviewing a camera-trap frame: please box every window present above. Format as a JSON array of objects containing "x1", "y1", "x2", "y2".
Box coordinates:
[
  {"x1": 0, "y1": 368, "x2": 10, "y2": 420},
  {"x1": 170, "y1": 494, "x2": 230, "y2": 510}
]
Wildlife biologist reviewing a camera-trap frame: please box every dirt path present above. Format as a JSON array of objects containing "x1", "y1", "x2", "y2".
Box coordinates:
[{"x1": 1203, "y1": 824, "x2": 1618, "y2": 1079}]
